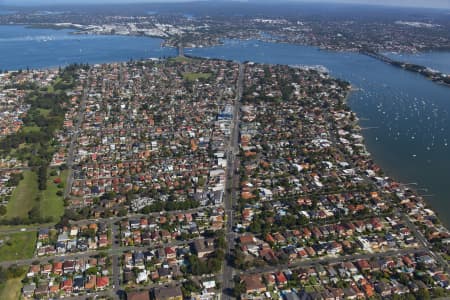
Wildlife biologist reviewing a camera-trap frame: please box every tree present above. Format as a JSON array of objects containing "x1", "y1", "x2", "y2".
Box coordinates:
[
  {"x1": 233, "y1": 282, "x2": 246, "y2": 298},
  {"x1": 5, "y1": 265, "x2": 26, "y2": 279},
  {"x1": 417, "y1": 288, "x2": 431, "y2": 300},
  {"x1": 182, "y1": 279, "x2": 201, "y2": 297},
  {"x1": 6, "y1": 173, "x2": 23, "y2": 187},
  {"x1": 85, "y1": 267, "x2": 98, "y2": 275},
  {"x1": 217, "y1": 234, "x2": 227, "y2": 249},
  {"x1": 232, "y1": 249, "x2": 246, "y2": 269},
  {"x1": 118, "y1": 208, "x2": 128, "y2": 217},
  {"x1": 0, "y1": 206, "x2": 6, "y2": 216},
  {"x1": 398, "y1": 273, "x2": 410, "y2": 285},
  {"x1": 249, "y1": 218, "x2": 262, "y2": 234},
  {"x1": 28, "y1": 206, "x2": 41, "y2": 222},
  {"x1": 432, "y1": 287, "x2": 446, "y2": 298},
  {"x1": 38, "y1": 165, "x2": 48, "y2": 190},
  {"x1": 404, "y1": 294, "x2": 416, "y2": 300}
]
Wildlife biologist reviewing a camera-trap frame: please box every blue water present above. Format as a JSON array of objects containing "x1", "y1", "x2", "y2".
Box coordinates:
[
  {"x1": 0, "y1": 9, "x2": 15, "y2": 15},
  {"x1": 0, "y1": 25, "x2": 176, "y2": 71},
  {"x1": 385, "y1": 51, "x2": 450, "y2": 74},
  {"x1": 1, "y1": 26, "x2": 449, "y2": 225}
]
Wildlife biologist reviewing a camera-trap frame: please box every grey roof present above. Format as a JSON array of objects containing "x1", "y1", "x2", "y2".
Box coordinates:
[{"x1": 153, "y1": 284, "x2": 182, "y2": 300}]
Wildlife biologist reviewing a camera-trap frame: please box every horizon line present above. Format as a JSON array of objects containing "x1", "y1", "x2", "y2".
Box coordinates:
[{"x1": 0, "y1": 0, "x2": 449, "y2": 10}]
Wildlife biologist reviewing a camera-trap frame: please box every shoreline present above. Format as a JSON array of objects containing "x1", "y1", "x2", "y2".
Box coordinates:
[
  {"x1": 3, "y1": 23, "x2": 450, "y2": 56},
  {"x1": 344, "y1": 85, "x2": 449, "y2": 230}
]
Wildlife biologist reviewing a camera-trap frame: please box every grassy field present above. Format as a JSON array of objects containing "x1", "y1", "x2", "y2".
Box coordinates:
[
  {"x1": 38, "y1": 108, "x2": 51, "y2": 117},
  {"x1": 0, "y1": 277, "x2": 23, "y2": 300},
  {"x1": 183, "y1": 72, "x2": 212, "y2": 81},
  {"x1": 40, "y1": 169, "x2": 68, "y2": 220},
  {"x1": 0, "y1": 224, "x2": 42, "y2": 231},
  {"x1": 21, "y1": 125, "x2": 41, "y2": 134},
  {"x1": 8, "y1": 143, "x2": 28, "y2": 157},
  {"x1": 3, "y1": 167, "x2": 68, "y2": 223},
  {"x1": 5, "y1": 171, "x2": 38, "y2": 219},
  {"x1": 170, "y1": 56, "x2": 192, "y2": 63},
  {"x1": 0, "y1": 231, "x2": 36, "y2": 262}
]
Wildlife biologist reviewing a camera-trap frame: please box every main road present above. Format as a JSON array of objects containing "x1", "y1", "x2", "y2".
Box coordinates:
[
  {"x1": 64, "y1": 77, "x2": 90, "y2": 199},
  {"x1": 222, "y1": 63, "x2": 244, "y2": 300},
  {"x1": 110, "y1": 219, "x2": 120, "y2": 300}
]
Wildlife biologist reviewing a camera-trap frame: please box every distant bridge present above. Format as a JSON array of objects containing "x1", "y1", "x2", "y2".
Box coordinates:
[
  {"x1": 359, "y1": 49, "x2": 450, "y2": 89},
  {"x1": 359, "y1": 49, "x2": 396, "y2": 64},
  {"x1": 178, "y1": 43, "x2": 184, "y2": 57}
]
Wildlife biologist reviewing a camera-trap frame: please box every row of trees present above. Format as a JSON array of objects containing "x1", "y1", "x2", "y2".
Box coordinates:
[
  {"x1": 6, "y1": 173, "x2": 23, "y2": 187},
  {"x1": 0, "y1": 265, "x2": 27, "y2": 283},
  {"x1": 0, "y1": 212, "x2": 54, "y2": 225},
  {"x1": 37, "y1": 164, "x2": 48, "y2": 190},
  {"x1": 183, "y1": 248, "x2": 225, "y2": 276}
]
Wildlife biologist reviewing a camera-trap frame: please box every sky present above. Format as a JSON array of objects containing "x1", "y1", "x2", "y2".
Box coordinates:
[{"x1": 0, "y1": 0, "x2": 449, "y2": 9}]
